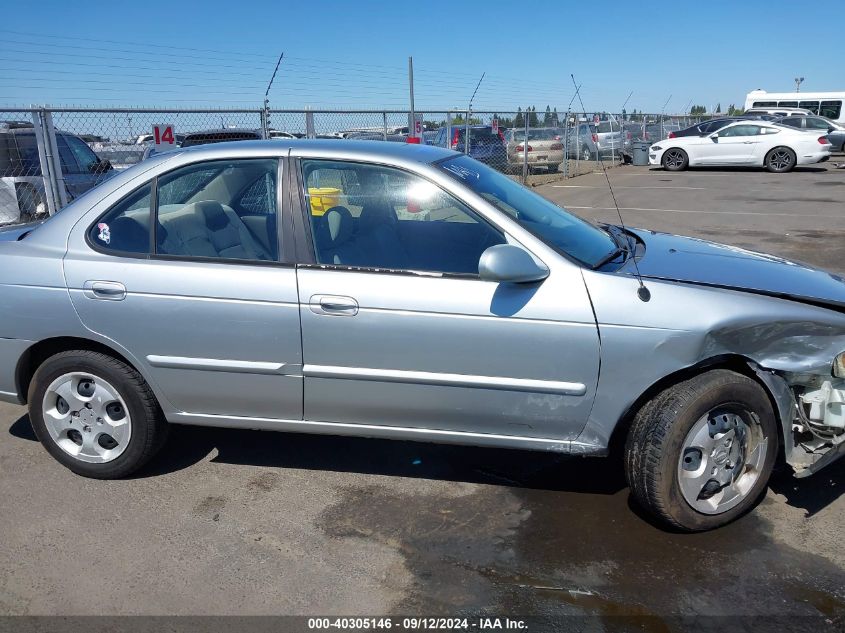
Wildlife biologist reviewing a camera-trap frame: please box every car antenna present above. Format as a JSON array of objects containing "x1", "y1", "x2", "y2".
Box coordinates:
[{"x1": 570, "y1": 73, "x2": 650, "y2": 302}]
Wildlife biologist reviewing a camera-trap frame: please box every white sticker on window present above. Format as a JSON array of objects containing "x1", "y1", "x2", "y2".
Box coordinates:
[{"x1": 96, "y1": 222, "x2": 111, "y2": 244}]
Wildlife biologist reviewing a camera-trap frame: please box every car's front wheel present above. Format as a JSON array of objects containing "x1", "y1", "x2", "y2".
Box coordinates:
[
  {"x1": 765, "y1": 147, "x2": 796, "y2": 173},
  {"x1": 28, "y1": 350, "x2": 168, "y2": 478},
  {"x1": 661, "y1": 148, "x2": 688, "y2": 171},
  {"x1": 625, "y1": 369, "x2": 777, "y2": 531}
]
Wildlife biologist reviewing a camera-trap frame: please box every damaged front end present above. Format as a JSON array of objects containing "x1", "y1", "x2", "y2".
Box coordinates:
[{"x1": 753, "y1": 353, "x2": 845, "y2": 478}]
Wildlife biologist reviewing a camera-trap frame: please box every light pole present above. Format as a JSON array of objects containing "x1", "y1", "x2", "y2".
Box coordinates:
[{"x1": 794, "y1": 77, "x2": 804, "y2": 92}]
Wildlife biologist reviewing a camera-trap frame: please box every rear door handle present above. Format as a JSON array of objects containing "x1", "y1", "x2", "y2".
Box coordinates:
[
  {"x1": 83, "y1": 280, "x2": 127, "y2": 301},
  {"x1": 310, "y1": 294, "x2": 359, "y2": 316}
]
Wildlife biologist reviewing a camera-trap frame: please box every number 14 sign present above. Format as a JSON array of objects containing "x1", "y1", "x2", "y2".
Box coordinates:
[{"x1": 152, "y1": 124, "x2": 176, "y2": 152}]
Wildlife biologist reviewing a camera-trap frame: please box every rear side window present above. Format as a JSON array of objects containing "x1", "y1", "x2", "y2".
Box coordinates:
[
  {"x1": 820, "y1": 101, "x2": 842, "y2": 120},
  {"x1": 804, "y1": 117, "x2": 831, "y2": 130},
  {"x1": 7, "y1": 133, "x2": 41, "y2": 176},
  {"x1": 778, "y1": 117, "x2": 802, "y2": 128},
  {"x1": 596, "y1": 121, "x2": 620, "y2": 133},
  {"x1": 89, "y1": 183, "x2": 152, "y2": 254}
]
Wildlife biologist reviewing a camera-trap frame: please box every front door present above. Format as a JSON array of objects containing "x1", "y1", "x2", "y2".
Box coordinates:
[
  {"x1": 293, "y1": 158, "x2": 600, "y2": 441},
  {"x1": 704, "y1": 124, "x2": 763, "y2": 164},
  {"x1": 64, "y1": 157, "x2": 303, "y2": 421}
]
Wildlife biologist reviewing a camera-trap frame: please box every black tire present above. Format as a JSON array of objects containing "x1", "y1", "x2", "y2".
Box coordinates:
[
  {"x1": 580, "y1": 145, "x2": 592, "y2": 161},
  {"x1": 547, "y1": 163, "x2": 559, "y2": 173},
  {"x1": 28, "y1": 350, "x2": 168, "y2": 478},
  {"x1": 765, "y1": 146, "x2": 796, "y2": 173},
  {"x1": 661, "y1": 148, "x2": 688, "y2": 171},
  {"x1": 624, "y1": 369, "x2": 778, "y2": 532}
]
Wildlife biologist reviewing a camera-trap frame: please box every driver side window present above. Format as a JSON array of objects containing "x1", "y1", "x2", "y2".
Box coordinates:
[
  {"x1": 719, "y1": 125, "x2": 760, "y2": 137},
  {"x1": 302, "y1": 160, "x2": 505, "y2": 275}
]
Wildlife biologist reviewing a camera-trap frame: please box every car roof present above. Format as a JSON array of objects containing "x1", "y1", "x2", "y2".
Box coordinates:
[{"x1": 176, "y1": 138, "x2": 456, "y2": 163}]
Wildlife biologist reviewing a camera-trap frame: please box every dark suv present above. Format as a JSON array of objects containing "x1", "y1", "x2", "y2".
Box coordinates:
[
  {"x1": 0, "y1": 122, "x2": 113, "y2": 224},
  {"x1": 432, "y1": 125, "x2": 507, "y2": 170}
]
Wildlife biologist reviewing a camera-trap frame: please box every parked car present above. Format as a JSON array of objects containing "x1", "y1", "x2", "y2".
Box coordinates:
[
  {"x1": 669, "y1": 117, "x2": 744, "y2": 138},
  {"x1": 0, "y1": 122, "x2": 113, "y2": 224},
  {"x1": 180, "y1": 129, "x2": 262, "y2": 147},
  {"x1": 2, "y1": 140, "x2": 844, "y2": 532},
  {"x1": 268, "y1": 130, "x2": 297, "y2": 139},
  {"x1": 777, "y1": 115, "x2": 845, "y2": 152},
  {"x1": 432, "y1": 125, "x2": 507, "y2": 169},
  {"x1": 650, "y1": 120, "x2": 832, "y2": 172},
  {"x1": 594, "y1": 119, "x2": 624, "y2": 156},
  {"x1": 744, "y1": 107, "x2": 813, "y2": 118},
  {"x1": 505, "y1": 127, "x2": 564, "y2": 172}
]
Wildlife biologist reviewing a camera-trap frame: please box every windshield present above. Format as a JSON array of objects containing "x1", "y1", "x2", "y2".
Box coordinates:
[{"x1": 438, "y1": 154, "x2": 617, "y2": 267}]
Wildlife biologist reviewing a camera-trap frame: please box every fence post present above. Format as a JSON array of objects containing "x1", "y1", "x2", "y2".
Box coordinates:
[
  {"x1": 522, "y1": 107, "x2": 529, "y2": 185},
  {"x1": 446, "y1": 112, "x2": 452, "y2": 149},
  {"x1": 464, "y1": 109, "x2": 470, "y2": 154},
  {"x1": 260, "y1": 108, "x2": 269, "y2": 139},
  {"x1": 305, "y1": 110, "x2": 315, "y2": 139},
  {"x1": 42, "y1": 110, "x2": 68, "y2": 208},
  {"x1": 563, "y1": 112, "x2": 570, "y2": 179},
  {"x1": 382, "y1": 112, "x2": 388, "y2": 141},
  {"x1": 30, "y1": 109, "x2": 57, "y2": 216}
]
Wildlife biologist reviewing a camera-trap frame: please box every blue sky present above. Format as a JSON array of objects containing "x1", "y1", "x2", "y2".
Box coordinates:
[{"x1": 0, "y1": 0, "x2": 840, "y2": 113}]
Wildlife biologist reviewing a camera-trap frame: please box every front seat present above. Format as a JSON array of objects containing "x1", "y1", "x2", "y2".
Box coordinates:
[
  {"x1": 356, "y1": 201, "x2": 408, "y2": 269},
  {"x1": 314, "y1": 206, "x2": 366, "y2": 265}
]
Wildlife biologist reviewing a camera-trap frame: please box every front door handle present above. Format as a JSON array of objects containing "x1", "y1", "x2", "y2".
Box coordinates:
[
  {"x1": 310, "y1": 294, "x2": 359, "y2": 316},
  {"x1": 83, "y1": 280, "x2": 127, "y2": 301}
]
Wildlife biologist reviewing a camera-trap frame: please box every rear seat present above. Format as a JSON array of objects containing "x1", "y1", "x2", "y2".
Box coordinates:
[{"x1": 157, "y1": 200, "x2": 271, "y2": 260}]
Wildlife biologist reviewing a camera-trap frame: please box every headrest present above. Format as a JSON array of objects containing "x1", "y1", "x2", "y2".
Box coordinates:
[
  {"x1": 358, "y1": 201, "x2": 396, "y2": 229},
  {"x1": 194, "y1": 200, "x2": 229, "y2": 231},
  {"x1": 315, "y1": 206, "x2": 353, "y2": 249}
]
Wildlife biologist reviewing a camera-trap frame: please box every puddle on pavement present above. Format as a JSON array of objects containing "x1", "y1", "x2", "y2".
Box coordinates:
[{"x1": 317, "y1": 451, "x2": 845, "y2": 623}]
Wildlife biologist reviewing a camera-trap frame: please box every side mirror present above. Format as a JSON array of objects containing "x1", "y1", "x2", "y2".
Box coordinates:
[
  {"x1": 479, "y1": 244, "x2": 549, "y2": 284},
  {"x1": 710, "y1": 134, "x2": 719, "y2": 143}
]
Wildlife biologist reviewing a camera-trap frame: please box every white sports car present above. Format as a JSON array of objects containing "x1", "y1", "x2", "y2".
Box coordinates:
[{"x1": 649, "y1": 121, "x2": 832, "y2": 172}]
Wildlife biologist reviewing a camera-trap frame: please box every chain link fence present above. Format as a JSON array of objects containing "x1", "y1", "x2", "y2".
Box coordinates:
[{"x1": 1, "y1": 107, "x2": 713, "y2": 227}]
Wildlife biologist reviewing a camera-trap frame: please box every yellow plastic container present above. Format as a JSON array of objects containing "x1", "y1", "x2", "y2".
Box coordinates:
[{"x1": 308, "y1": 187, "x2": 341, "y2": 216}]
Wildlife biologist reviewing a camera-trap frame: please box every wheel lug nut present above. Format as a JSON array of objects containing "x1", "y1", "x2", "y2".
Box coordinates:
[{"x1": 97, "y1": 418, "x2": 103, "y2": 424}]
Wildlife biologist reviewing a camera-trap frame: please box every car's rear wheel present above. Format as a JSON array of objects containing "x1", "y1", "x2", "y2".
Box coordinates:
[
  {"x1": 580, "y1": 145, "x2": 592, "y2": 161},
  {"x1": 624, "y1": 369, "x2": 777, "y2": 531},
  {"x1": 28, "y1": 350, "x2": 168, "y2": 478},
  {"x1": 765, "y1": 147, "x2": 796, "y2": 173},
  {"x1": 661, "y1": 148, "x2": 688, "y2": 171}
]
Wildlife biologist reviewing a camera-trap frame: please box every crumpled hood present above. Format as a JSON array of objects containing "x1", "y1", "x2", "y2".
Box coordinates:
[{"x1": 625, "y1": 228, "x2": 845, "y2": 309}]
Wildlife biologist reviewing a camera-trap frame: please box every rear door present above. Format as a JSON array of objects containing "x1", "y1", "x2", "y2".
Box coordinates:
[{"x1": 64, "y1": 155, "x2": 304, "y2": 422}]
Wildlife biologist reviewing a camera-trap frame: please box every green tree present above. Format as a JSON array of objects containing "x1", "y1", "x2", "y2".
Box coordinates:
[
  {"x1": 514, "y1": 107, "x2": 524, "y2": 128},
  {"x1": 552, "y1": 107, "x2": 559, "y2": 126},
  {"x1": 543, "y1": 105, "x2": 552, "y2": 126},
  {"x1": 528, "y1": 106, "x2": 539, "y2": 127},
  {"x1": 715, "y1": 103, "x2": 721, "y2": 114}
]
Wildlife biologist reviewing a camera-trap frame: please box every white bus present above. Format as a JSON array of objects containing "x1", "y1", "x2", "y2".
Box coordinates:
[{"x1": 745, "y1": 90, "x2": 844, "y2": 123}]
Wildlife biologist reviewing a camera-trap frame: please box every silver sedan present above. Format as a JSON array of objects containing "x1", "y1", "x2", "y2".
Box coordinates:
[{"x1": 1, "y1": 140, "x2": 843, "y2": 531}]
